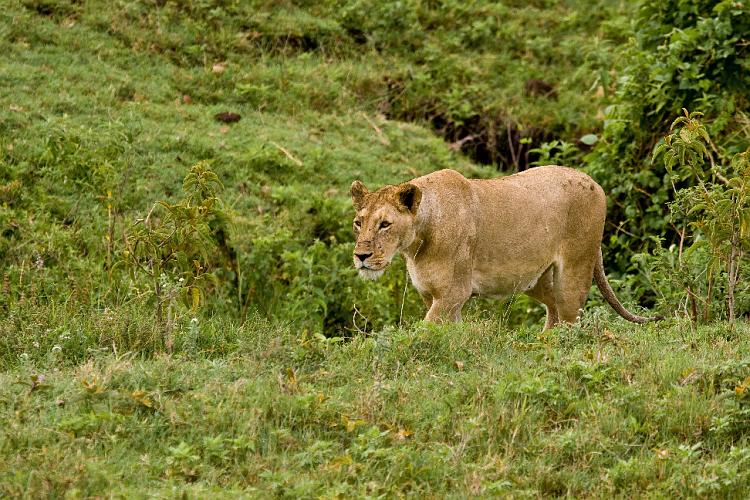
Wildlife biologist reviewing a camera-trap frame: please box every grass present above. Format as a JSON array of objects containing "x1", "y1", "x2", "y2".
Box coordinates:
[
  {"x1": 2, "y1": 0, "x2": 750, "y2": 496},
  {"x1": 2, "y1": 311, "x2": 750, "y2": 497},
  {"x1": 2, "y1": 0, "x2": 500, "y2": 333},
  {"x1": 0, "y1": 0, "x2": 643, "y2": 332}
]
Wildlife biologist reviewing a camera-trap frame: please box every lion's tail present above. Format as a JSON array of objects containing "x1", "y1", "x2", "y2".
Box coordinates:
[{"x1": 594, "y1": 248, "x2": 662, "y2": 324}]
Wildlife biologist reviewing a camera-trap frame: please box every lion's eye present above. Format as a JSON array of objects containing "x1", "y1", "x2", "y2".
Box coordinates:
[
  {"x1": 354, "y1": 220, "x2": 361, "y2": 229},
  {"x1": 379, "y1": 221, "x2": 392, "y2": 230}
]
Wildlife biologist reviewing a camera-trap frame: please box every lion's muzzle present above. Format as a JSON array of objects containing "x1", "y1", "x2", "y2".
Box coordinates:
[{"x1": 353, "y1": 244, "x2": 387, "y2": 279}]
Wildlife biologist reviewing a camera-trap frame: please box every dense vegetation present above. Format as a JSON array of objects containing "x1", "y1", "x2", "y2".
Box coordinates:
[{"x1": 1, "y1": 0, "x2": 749, "y2": 496}]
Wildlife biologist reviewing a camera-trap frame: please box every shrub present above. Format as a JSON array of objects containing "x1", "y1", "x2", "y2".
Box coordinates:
[
  {"x1": 648, "y1": 110, "x2": 750, "y2": 321},
  {"x1": 585, "y1": 0, "x2": 750, "y2": 277}
]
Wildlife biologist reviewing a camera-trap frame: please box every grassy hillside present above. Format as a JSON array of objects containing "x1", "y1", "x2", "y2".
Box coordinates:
[
  {"x1": 2, "y1": 0, "x2": 750, "y2": 496},
  {"x1": 1, "y1": 0, "x2": 640, "y2": 335}
]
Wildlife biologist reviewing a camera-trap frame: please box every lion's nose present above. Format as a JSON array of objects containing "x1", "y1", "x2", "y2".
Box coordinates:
[{"x1": 355, "y1": 252, "x2": 373, "y2": 262}]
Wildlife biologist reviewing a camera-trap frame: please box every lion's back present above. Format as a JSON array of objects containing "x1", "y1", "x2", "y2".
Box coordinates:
[
  {"x1": 475, "y1": 165, "x2": 605, "y2": 221},
  {"x1": 407, "y1": 166, "x2": 607, "y2": 249}
]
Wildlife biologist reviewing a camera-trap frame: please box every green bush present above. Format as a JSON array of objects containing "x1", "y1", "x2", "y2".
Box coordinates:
[
  {"x1": 585, "y1": 0, "x2": 750, "y2": 277},
  {"x1": 642, "y1": 110, "x2": 750, "y2": 322}
]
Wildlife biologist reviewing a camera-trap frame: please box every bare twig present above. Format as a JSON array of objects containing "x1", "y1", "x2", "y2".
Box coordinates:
[
  {"x1": 678, "y1": 226, "x2": 686, "y2": 263},
  {"x1": 703, "y1": 135, "x2": 731, "y2": 185},
  {"x1": 352, "y1": 303, "x2": 369, "y2": 335},
  {"x1": 607, "y1": 220, "x2": 638, "y2": 239},
  {"x1": 269, "y1": 141, "x2": 303, "y2": 167},
  {"x1": 144, "y1": 201, "x2": 159, "y2": 228},
  {"x1": 449, "y1": 135, "x2": 475, "y2": 152},
  {"x1": 488, "y1": 119, "x2": 498, "y2": 165},
  {"x1": 727, "y1": 229, "x2": 741, "y2": 323},
  {"x1": 361, "y1": 113, "x2": 390, "y2": 146}
]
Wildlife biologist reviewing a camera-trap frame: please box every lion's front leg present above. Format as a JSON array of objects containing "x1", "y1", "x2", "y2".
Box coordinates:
[
  {"x1": 425, "y1": 300, "x2": 465, "y2": 322},
  {"x1": 418, "y1": 291, "x2": 433, "y2": 309},
  {"x1": 424, "y1": 282, "x2": 472, "y2": 323},
  {"x1": 413, "y1": 254, "x2": 473, "y2": 323}
]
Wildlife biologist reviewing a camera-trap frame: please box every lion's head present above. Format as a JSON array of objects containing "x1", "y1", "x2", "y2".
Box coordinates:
[{"x1": 350, "y1": 180, "x2": 422, "y2": 279}]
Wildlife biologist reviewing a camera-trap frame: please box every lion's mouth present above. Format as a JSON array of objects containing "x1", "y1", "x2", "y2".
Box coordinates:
[
  {"x1": 354, "y1": 258, "x2": 388, "y2": 280},
  {"x1": 354, "y1": 257, "x2": 385, "y2": 270}
]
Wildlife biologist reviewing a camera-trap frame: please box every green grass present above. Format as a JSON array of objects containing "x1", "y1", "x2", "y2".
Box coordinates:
[
  {"x1": 0, "y1": 0, "x2": 644, "y2": 333},
  {"x1": 2, "y1": 312, "x2": 750, "y2": 497},
  {"x1": 2, "y1": 0, "x2": 502, "y2": 333},
  {"x1": 2, "y1": 0, "x2": 750, "y2": 496}
]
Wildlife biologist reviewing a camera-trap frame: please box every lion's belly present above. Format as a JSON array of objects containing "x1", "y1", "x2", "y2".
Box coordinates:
[{"x1": 470, "y1": 265, "x2": 547, "y2": 298}]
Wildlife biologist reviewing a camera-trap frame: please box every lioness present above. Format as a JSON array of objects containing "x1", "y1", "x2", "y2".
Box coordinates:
[{"x1": 350, "y1": 166, "x2": 660, "y2": 329}]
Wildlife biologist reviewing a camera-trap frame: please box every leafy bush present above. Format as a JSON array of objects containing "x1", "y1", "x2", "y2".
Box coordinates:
[
  {"x1": 585, "y1": 0, "x2": 750, "y2": 276},
  {"x1": 240, "y1": 197, "x2": 422, "y2": 335},
  {"x1": 647, "y1": 110, "x2": 750, "y2": 321},
  {"x1": 123, "y1": 161, "x2": 231, "y2": 343}
]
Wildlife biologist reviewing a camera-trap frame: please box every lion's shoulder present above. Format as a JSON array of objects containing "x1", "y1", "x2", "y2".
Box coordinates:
[{"x1": 412, "y1": 169, "x2": 471, "y2": 197}]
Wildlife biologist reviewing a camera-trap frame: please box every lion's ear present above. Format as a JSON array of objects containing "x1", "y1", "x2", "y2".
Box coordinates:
[
  {"x1": 350, "y1": 180, "x2": 369, "y2": 210},
  {"x1": 398, "y1": 183, "x2": 422, "y2": 215}
]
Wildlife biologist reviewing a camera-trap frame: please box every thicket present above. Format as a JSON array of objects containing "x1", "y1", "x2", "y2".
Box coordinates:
[
  {"x1": 584, "y1": 0, "x2": 749, "y2": 279},
  {"x1": 649, "y1": 110, "x2": 750, "y2": 322}
]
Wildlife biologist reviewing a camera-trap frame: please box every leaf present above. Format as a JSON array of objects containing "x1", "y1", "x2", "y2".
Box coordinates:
[
  {"x1": 580, "y1": 134, "x2": 598, "y2": 146},
  {"x1": 664, "y1": 151, "x2": 676, "y2": 172},
  {"x1": 395, "y1": 428, "x2": 413, "y2": 441},
  {"x1": 741, "y1": 213, "x2": 750, "y2": 238},
  {"x1": 670, "y1": 115, "x2": 686, "y2": 131},
  {"x1": 285, "y1": 367, "x2": 298, "y2": 389},
  {"x1": 345, "y1": 417, "x2": 357, "y2": 432},
  {"x1": 341, "y1": 415, "x2": 365, "y2": 433},
  {"x1": 131, "y1": 389, "x2": 154, "y2": 408},
  {"x1": 327, "y1": 454, "x2": 353, "y2": 470},
  {"x1": 652, "y1": 142, "x2": 666, "y2": 160},
  {"x1": 679, "y1": 127, "x2": 692, "y2": 144},
  {"x1": 81, "y1": 378, "x2": 105, "y2": 395},
  {"x1": 687, "y1": 203, "x2": 706, "y2": 215},
  {"x1": 698, "y1": 127, "x2": 710, "y2": 144}
]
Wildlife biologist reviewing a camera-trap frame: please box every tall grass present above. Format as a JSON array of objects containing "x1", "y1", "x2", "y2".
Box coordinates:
[{"x1": 2, "y1": 315, "x2": 750, "y2": 496}]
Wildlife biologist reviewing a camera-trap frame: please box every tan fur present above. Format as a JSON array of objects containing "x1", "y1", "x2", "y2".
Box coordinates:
[{"x1": 350, "y1": 166, "x2": 660, "y2": 328}]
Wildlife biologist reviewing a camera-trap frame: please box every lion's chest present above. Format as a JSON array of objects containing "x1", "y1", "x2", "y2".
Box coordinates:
[{"x1": 406, "y1": 262, "x2": 429, "y2": 295}]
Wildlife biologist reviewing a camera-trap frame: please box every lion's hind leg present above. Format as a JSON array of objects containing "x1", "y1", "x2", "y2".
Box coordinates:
[
  {"x1": 526, "y1": 265, "x2": 559, "y2": 330},
  {"x1": 552, "y1": 255, "x2": 597, "y2": 325}
]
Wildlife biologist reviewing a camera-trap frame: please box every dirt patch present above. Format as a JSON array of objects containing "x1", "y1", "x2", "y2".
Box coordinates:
[
  {"x1": 435, "y1": 113, "x2": 553, "y2": 172},
  {"x1": 524, "y1": 78, "x2": 558, "y2": 99},
  {"x1": 23, "y1": 0, "x2": 80, "y2": 19},
  {"x1": 381, "y1": 76, "x2": 558, "y2": 172}
]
